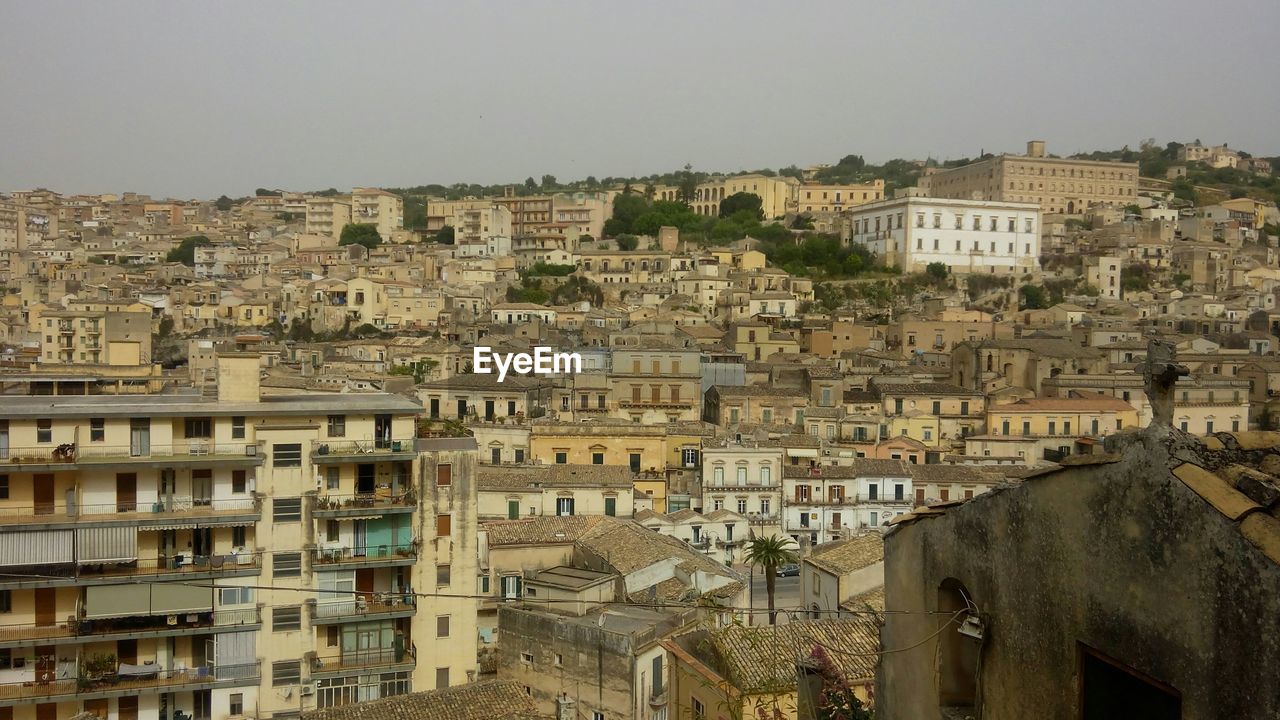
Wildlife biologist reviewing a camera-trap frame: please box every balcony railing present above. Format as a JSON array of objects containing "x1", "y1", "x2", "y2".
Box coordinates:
[
  {"x1": 0, "y1": 497, "x2": 259, "y2": 525},
  {"x1": 0, "y1": 553, "x2": 264, "y2": 586},
  {"x1": 313, "y1": 648, "x2": 413, "y2": 674},
  {"x1": 0, "y1": 606, "x2": 261, "y2": 644},
  {"x1": 313, "y1": 493, "x2": 415, "y2": 514},
  {"x1": 0, "y1": 443, "x2": 261, "y2": 466},
  {"x1": 0, "y1": 662, "x2": 260, "y2": 703},
  {"x1": 311, "y1": 544, "x2": 416, "y2": 566},
  {"x1": 790, "y1": 494, "x2": 912, "y2": 505},
  {"x1": 312, "y1": 439, "x2": 415, "y2": 460},
  {"x1": 312, "y1": 594, "x2": 415, "y2": 620}
]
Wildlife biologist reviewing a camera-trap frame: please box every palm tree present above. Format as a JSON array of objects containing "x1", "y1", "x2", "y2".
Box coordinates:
[{"x1": 744, "y1": 535, "x2": 799, "y2": 625}]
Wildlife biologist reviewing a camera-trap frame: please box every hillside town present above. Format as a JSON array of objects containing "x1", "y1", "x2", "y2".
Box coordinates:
[{"x1": 2, "y1": 133, "x2": 1280, "y2": 720}]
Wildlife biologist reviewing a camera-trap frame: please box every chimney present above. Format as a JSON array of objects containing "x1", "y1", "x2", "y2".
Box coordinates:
[
  {"x1": 1026, "y1": 140, "x2": 1046, "y2": 158},
  {"x1": 217, "y1": 352, "x2": 261, "y2": 403},
  {"x1": 556, "y1": 694, "x2": 576, "y2": 720}
]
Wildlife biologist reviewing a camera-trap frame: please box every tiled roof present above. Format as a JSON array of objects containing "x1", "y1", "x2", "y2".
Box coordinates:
[
  {"x1": 303, "y1": 680, "x2": 548, "y2": 720},
  {"x1": 482, "y1": 515, "x2": 604, "y2": 545},
  {"x1": 805, "y1": 533, "x2": 884, "y2": 575},
  {"x1": 841, "y1": 586, "x2": 885, "y2": 614},
  {"x1": 477, "y1": 464, "x2": 633, "y2": 490},
  {"x1": 707, "y1": 618, "x2": 881, "y2": 692},
  {"x1": 712, "y1": 384, "x2": 808, "y2": 398}
]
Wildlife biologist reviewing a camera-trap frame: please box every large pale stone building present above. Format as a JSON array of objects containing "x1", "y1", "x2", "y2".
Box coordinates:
[
  {"x1": 846, "y1": 195, "x2": 1041, "y2": 275},
  {"x1": 920, "y1": 141, "x2": 1139, "y2": 214}
]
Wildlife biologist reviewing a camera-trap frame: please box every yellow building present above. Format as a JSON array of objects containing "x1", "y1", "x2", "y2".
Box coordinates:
[
  {"x1": 35, "y1": 309, "x2": 152, "y2": 366},
  {"x1": 350, "y1": 188, "x2": 405, "y2": 238},
  {"x1": 0, "y1": 354, "x2": 479, "y2": 719},
  {"x1": 797, "y1": 180, "x2": 885, "y2": 213},
  {"x1": 305, "y1": 197, "x2": 352, "y2": 240},
  {"x1": 969, "y1": 394, "x2": 1139, "y2": 463},
  {"x1": 921, "y1": 140, "x2": 1139, "y2": 214},
  {"x1": 731, "y1": 322, "x2": 801, "y2": 361}
]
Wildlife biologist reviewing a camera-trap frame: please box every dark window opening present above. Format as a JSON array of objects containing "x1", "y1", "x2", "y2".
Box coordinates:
[{"x1": 1081, "y1": 645, "x2": 1180, "y2": 720}]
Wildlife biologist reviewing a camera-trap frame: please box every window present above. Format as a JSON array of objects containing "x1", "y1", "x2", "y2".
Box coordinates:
[
  {"x1": 90, "y1": 418, "x2": 105, "y2": 442},
  {"x1": 692, "y1": 697, "x2": 706, "y2": 720},
  {"x1": 592, "y1": 713, "x2": 605, "y2": 720},
  {"x1": 327, "y1": 415, "x2": 346, "y2": 437},
  {"x1": 232, "y1": 526, "x2": 246, "y2": 547},
  {"x1": 555, "y1": 451, "x2": 567, "y2": 464},
  {"x1": 521, "y1": 652, "x2": 534, "y2": 664},
  {"x1": 557, "y1": 497, "x2": 575, "y2": 516},
  {"x1": 273, "y1": 497, "x2": 302, "y2": 522},
  {"x1": 437, "y1": 564, "x2": 451, "y2": 586},
  {"x1": 592, "y1": 452, "x2": 604, "y2": 465},
  {"x1": 273, "y1": 443, "x2": 302, "y2": 468},
  {"x1": 630, "y1": 453, "x2": 642, "y2": 473},
  {"x1": 326, "y1": 626, "x2": 339, "y2": 647},
  {"x1": 436, "y1": 615, "x2": 451, "y2": 638},
  {"x1": 437, "y1": 464, "x2": 452, "y2": 486},
  {"x1": 436, "y1": 667, "x2": 450, "y2": 689},
  {"x1": 0, "y1": 590, "x2": 9, "y2": 613},
  {"x1": 0, "y1": 476, "x2": 7, "y2": 500},
  {"x1": 760, "y1": 499, "x2": 771, "y2": 515},
  {"x1": 272, "y1": 660, "x2": 301, "y2": 686},
  {"x1": 184, "y1": 417, "x2": 212, "y2": 439},
  {"x1": 437, "y1": 514, "x2": 452, "y2": 536},
  {"x1": 760, "y1": 466, "x2": 771, "y2": 485},
  {"x1": 273, "y1": 552, "x2": 302, "y2": 578},
  {"x1": 232, "y1": 470, "x2": 246, "y2": 494},
  {"x1": 272, "y1": 606, "x2": 301, "y2": 631},
  {"x1": 326, "y1": 467, "x2": 339, "y2": 490},
  {"x1": 868, "y1": 483, "x2": 879, "y2": 501},
  {"x1": 219, "y1": 586, "x2": 253, "y2": 605},
  {"x1": 502, "y1": 574, "x2": 523, "y2": 599},
  {"x1": 37, "y1": 419, "x2": 52, "y2": 444},
  {"x1": 231, "y1": 416, "x2": 245, "y2": 439},
  {"x1": 229, "y1": 693, "x2": 243, "y2": 716},
  {"x1": 326, "y1": 520, "x2": 339, "y2": 542}
]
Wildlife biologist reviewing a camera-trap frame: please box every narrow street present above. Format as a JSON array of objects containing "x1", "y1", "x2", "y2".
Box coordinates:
[{"x1": 746, "y1": 572, "x2": 802, "y2": 625}]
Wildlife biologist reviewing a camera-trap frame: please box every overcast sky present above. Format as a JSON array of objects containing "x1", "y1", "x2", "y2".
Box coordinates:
[{"x1": 3, "y1": 0, "x2": 1277, "y2": 199}]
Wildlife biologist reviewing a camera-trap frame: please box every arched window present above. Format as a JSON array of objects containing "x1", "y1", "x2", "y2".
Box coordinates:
[{"x1": 938, "y1": 578, "x2": 980, "y2": 710}]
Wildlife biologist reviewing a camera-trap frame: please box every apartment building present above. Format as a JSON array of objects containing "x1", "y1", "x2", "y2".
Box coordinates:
[
  {"x1": 476, "y1": 464, "x2": 633, "y2": 519},
  {"x1": 919, "y1": 140, "x2": 1139, "y2": 214},
  {"x1": 846, "y1": 195, "x2": 1041, "y2": 275},
  {"x1": 783, "y1": 461, "x2": 914, "y2": 544},
  {"x1": 305, "y1": 197, "x2": 353, "y2": 240},
  {"x1": 874, "y1": 382, "x2": 985, "y2": 446},
  {"x1": 966, "y1": 395, "x2": 1139, "y2": 463},
  {"x1": 0, "y1": 354, "x2": 478, "y2": 720},
  {"x1": 492, "y1": 195, "x2": 552, "y2": 238},
  {"x1": 36, "y1": 309, "x2": 152, "y2": 366},
  {"x1": 796, "y1": 180, "x2": 885, "y2": 213},
  {"x1": 608, "y1": 345, "x2": 702, "y2": 424},
  {"x1": 350, "y1": 189, "x2": 404, "y2": 239},
  {"x1": 1083, "y1": 255, "x2": 1123, "y2": 299},
  {"x1": 700, "y1": 442, "x2": 784, "y2": 537}
]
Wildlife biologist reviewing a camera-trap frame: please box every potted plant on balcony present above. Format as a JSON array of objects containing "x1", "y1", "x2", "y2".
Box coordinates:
[{"x1": 78, "y1": 652, "x2": 117, "y2": 689}]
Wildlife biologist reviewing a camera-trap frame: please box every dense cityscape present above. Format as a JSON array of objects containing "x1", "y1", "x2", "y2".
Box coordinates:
[{"x1": 3, "y1": 3, "x2": 1280, "y2": 720}]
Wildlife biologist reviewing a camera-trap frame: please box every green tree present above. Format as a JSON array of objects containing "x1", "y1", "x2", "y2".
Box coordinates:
[
  {"x1": 718, "y1": 192, "x2": 764, "y2": 220},
  {"x1": 165, "y1": 235, "x2": 211, "y2": 266},
  {"x1": 340, "y1": 223, "x2": 382, "y2": 250},
  {"x1": 1171, "y1": 177, "x2": 1197, "y2": 204},
  {"x1": 744, "y1": 535, "x2": 799, "y2": 625},
  {"x1": 434, "y1": 225, "x2": 455, "y2": 245},
  {"x1": 616, "y1": 235, "x2": 639, "y2": 251},
  {"x1": 215, "y1": 195, "x2": 233, "y2": 211},
  {"x1": 677, "y1": 164, "x2": 698, "y2": 204},
  {"x1": 523, "y1": 177, "x2": 538, "y2": 194},
  {"x1": 540, "y1": 174, "x2": 557, "y2": 190},
  {"x1": 606, "y1": 194, "x2": 649, "y2": 236},
  {"x1": 926, "y1": 262, "x2": 949, "y2": 282},
  {"x1": 1020, "y1": 284, "x2": 1048, "y2": 309}
]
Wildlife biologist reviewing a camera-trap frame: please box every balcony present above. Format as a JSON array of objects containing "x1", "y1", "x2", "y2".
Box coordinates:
[
  {"x1": 312, "y1": 439, "x2": 416, "y2": 464},
  {"x1": 0, "y1": 496, "x2": 260, "y2": 530},
  {"x1": 311, "y1": 544, "x2": 417, "y2": 569},
  {"x1": 0, "y1": 662, "x2": 260, "y2": 707},
  {"x1": 649, "y1": 686, "x2": 669, "y2": 708},
  {"x1": 0, "y1": 607, "x2": 262, "y2": 649},
  {"x1": 311, "y1": 594, "x2": 416, "y2": 625},
  {"x1": 313, "y1": 493, "x2": 416, "y2": 519},
  {"x1": 0, "y1": 553, "x2": 263, "y2": 590},
  {"x1": 0, "y1": 442, "x2": 263, "y2": 471},
  {"x1": 311, "y1": 648, "x2": 414, "y2": 678}
]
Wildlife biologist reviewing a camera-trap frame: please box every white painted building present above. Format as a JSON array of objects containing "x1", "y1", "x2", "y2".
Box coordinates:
[
  {"x1": 782, "y1": 460, "x2": 914, "y2": 545},
  {"x1": 846, "y1": 195, "x2": 1041, "y2": 275},
  {"x1": 699, "y1": 442, "x2": 785, "y2": 537}
]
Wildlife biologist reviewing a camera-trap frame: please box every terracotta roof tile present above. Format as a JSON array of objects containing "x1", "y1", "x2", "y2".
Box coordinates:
[
  {"x1": 805, "y1": 534, "x2": 883, "y2": 575},
  {"x1": 303, "y1": 680, "x2": 548, "y2": 720},
  {"x1": 1172, "y1": 463, "x2": 1260, "y2": 521}
]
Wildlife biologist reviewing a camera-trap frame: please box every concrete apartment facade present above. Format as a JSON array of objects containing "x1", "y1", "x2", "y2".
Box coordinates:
[{"x1": 0, "y1": 354, "x2": 479, "y2": 720}]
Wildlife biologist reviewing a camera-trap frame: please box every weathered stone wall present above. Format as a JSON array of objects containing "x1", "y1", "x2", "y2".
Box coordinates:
[{"x1": 879, "y1": 428, "x2": 1280, "y2": 719}]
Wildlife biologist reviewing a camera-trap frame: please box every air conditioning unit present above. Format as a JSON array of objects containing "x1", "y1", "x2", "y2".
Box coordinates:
[{"x1": 300, "y1": 683, "x2": 316, "y2": 696}]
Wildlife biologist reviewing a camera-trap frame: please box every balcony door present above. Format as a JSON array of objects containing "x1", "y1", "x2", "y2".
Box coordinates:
[
  {"x1": 374, "y1": 414, "x2": 392, "y2": 449},
  {"x1": 129, "y1": 418, "x2": 150, "y2": 457},
  {"x1": 33, "y1": 474, "x2": 54, "y2": 516},
  {"x1": 115, "y1": 473, "x2": 137, "y2": 513},
  {"x1": 0, "y1": 419, "x2": 8, "y2": 459},
  {"x1": 191, "y1": 470, "x2": 212, "y2": 507},
  {"x1": 352, "y1": 520, "x2": 368, "y2": 557},
  {"x1": 34, "y1": 589, "x2": 55, "y2": 627},
  {"x1": 356, "y1": 464, "x2": 376, "y2": 495}
]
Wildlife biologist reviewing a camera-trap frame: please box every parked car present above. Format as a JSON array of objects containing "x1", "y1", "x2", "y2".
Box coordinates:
[{"x1": 775, "y1": 563, "x2": 800, "y2": 577}]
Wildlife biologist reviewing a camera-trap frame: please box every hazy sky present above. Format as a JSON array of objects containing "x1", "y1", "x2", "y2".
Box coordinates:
[{"x1": 3, "y1": 0, "x2": 1277, "y2": 199}]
